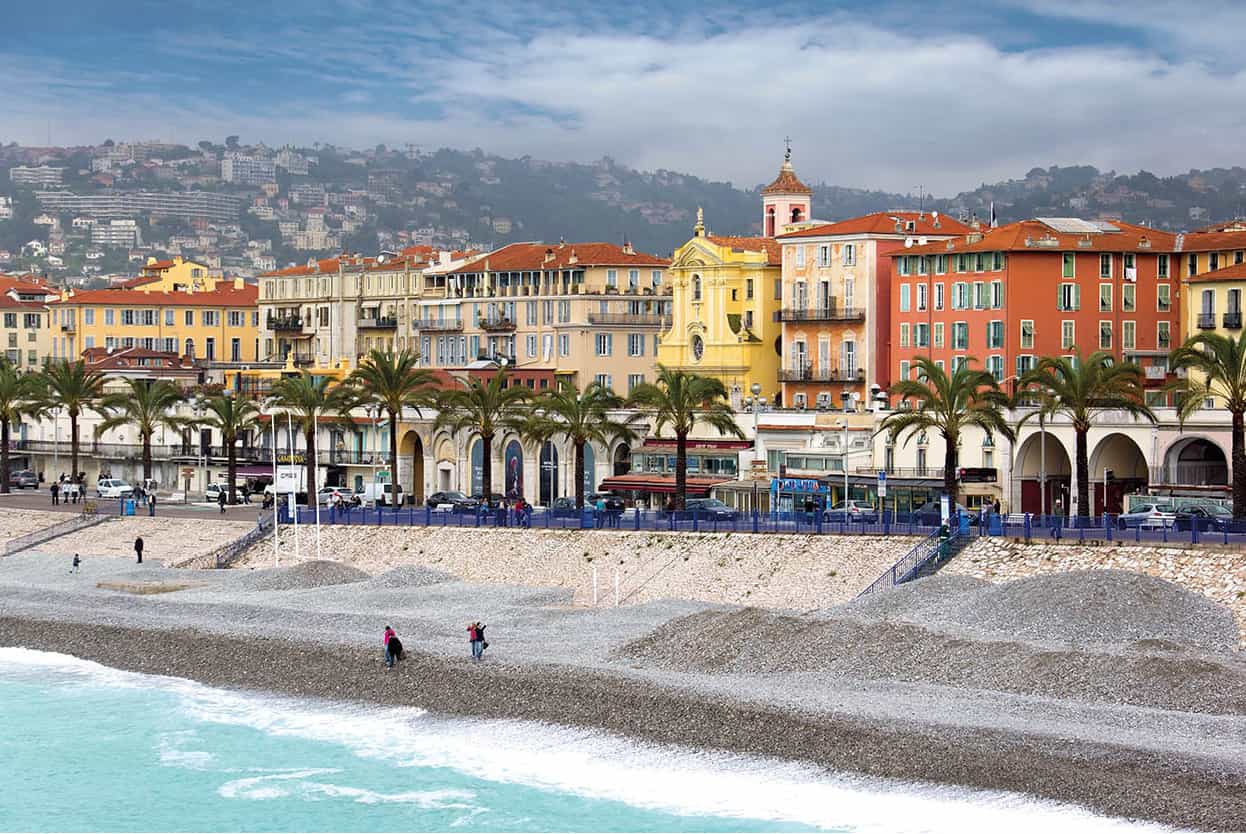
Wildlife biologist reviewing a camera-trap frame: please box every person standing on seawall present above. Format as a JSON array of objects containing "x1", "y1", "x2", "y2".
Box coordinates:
[{"x1": 134, "y1": 536, "x2": 144, "y2": 564}]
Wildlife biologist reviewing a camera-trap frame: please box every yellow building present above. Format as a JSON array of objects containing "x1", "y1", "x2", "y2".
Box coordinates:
[
  {"x1": 49, "y1": 279, "x2": 260, "y2": 364},
  {"x1": 1, "y1": 295, "x2": 50, "y2": 371},
  {"x1": 124, "y1": 256, "x2": 220, "y2": 292},
  {"x1": 657, "y1": 208, "x2": 783, "y2": 403},
  {"x1": 1183, "y1": 261, "x2": 1246, "y2": 407}
]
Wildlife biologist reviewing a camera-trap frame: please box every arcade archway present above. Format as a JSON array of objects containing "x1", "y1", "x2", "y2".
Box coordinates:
[
  {"x1": 398, "y1": 430, "x2": 424, "y2": 504},
  {"x1": 1089, "y1": 433, "x2": 1149, "y2": 514},
  {"x1": 1013, "y1": 430, "x2": 1072, "y2": 514}
]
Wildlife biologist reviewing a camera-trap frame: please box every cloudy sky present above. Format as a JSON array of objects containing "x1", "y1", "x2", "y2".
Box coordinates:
[{"x1": 4, "y1": 0, "x2": 1246, "y2": 194}]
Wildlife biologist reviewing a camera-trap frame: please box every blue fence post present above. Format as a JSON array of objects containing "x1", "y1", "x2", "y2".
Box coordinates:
[
  {"x1": 1078, "y1": 520, "x2": 1085, "y2": 541},
  {"x1": 1161, "y1": 522, "x2": 1167, "y2": 543},
  {"x1": 1135, "y1": 522, "x2": 1141, "y2": 542},
  {"x1": 476, "y1": 507, "x2": 482, "y2": 527},
  {"x1": 1023, "y1": 513, "x2": 1032, "y2": 540},
  {"x1": 1104, "y1": 513, "x2": 1112, "y2": 541},
  {"x1": 752, "y1": 508, "x2": 759, "y2": 534},
  {"x1": 426, "y1": 505, "x2": 432, "y2": 526},
  {"x1": 692, "y1": 509, "x2": 699, "y2": 533},
  {"x1": 635, "y1": 508, "x2": 641, "y2": 530}
]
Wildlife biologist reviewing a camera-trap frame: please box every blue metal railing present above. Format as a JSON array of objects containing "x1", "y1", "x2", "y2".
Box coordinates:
[{"x1": 856, "y1": 528, "x2": 957, "y2": 597}]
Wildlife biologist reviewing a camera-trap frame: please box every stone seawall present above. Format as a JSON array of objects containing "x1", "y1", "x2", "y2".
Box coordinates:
[
  {"x1": 234, "y1": 526, "x2": 921, "y2": 610},
  {"x1": 946, "y1": 538, "x2": 1246, "y2": 642}
]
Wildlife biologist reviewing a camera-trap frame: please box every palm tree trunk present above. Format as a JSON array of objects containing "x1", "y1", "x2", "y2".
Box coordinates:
[
  {"x1": 70, "y1": 410, "x2": 79, "y2": 482},
  {"x1": 1075, "y1": 427, "x2": 1090, "y2": 520},
  {"x1": 305, "y1": 425, "x2": 316, "y2": 506},
  {"x1": 142, "y1": 431, "x2": 152, "y2": 481},
  {"x1": 1233, "y1": 409, "x2": 1245, "y2": 520},
  {"x1": 227, "y1": 434, "x2": 238, "y2": 505},
  {"x1": 481, "y1": 434, "x2": 493, "y2": 499},
  {"x1": 574, "y1": 439, "x2": 585, "y2": 509},
  {"x1": 675, "y1": 430, "x2": 687, "y2": 510},
  {"x1": 1, "y1": 417, "x2": 10, "y2": 494},
  {"x1": 388, "y1": 407, "x2": 399, "y2": 503},
  {"x1": 942, "y1": 432, "x2": 958, "y2": 499}
]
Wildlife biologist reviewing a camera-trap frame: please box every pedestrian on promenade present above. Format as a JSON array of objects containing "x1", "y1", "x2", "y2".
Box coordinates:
[
  {"x1": 70, "y1": 554, "x2": 80, "y2": 574},
  {"x1": 149, "y1": 492, "x2": 157, "y2": 517},
  {"x1": 134, "y1": 536, "x2": 144, "y2": 564},
  {"x1": 218, "y1": 489, "x2": 227, "y2": 514},
  {"x1": 50, "y1": 482, "x2": 59, "y2": 505},
  {"x1": 383, "y1": 625, "x2": 403, "y2": 669}
]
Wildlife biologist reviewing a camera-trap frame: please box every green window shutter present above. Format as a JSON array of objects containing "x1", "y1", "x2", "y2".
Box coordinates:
[{"x1": 1073, "y1": 285, "x2": 1081, "y2": 311}]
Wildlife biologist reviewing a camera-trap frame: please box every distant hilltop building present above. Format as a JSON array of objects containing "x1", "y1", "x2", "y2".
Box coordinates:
[
  {"x1": 9, "y1": 165, "x2": 64, "y2": 186},
  {"x1": 33, "y1": 191, "x2": 242, "y2": 223},
  {"x1": 221, "y1": 153, "x2": 276, "y2": 186}
]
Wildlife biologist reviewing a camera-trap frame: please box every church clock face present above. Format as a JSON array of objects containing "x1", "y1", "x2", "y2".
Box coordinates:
[{"x1": 691, "y1": 335, "x2": 704, "y2": 361}]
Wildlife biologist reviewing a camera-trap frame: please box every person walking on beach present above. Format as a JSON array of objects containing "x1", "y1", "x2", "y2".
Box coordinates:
[
  {"x1": 468, "y1": 621, "x2": 487, "y2": 660},
  {"x1": 134, "y1": 536, "x2": 144, "y2": 564},
  {"x1": 50, "y1": 481, "x2": 59, "y2": 505},
  {"x1": 383, "y1": 625, "x2": 403, "y2": 670},
  {"x1": 70, "y1": 553, "x2": 80, "y2": 574}
]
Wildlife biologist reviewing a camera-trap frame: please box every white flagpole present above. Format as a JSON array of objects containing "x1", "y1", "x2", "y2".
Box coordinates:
[
  {"x1": 271, "y1": 414, "x2": 279, "y2": 567},
  {"x1": 312, "y1": 406, "x2": 321, "y2": 561},
  {"x1": 288, "y1": 411, "x2": 300, "y2": 561}
]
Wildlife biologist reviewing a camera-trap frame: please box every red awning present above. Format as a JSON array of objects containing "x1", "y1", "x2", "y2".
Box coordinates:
[{"x1": 598, "y1": 474, "x2": 731, "y2": 495}]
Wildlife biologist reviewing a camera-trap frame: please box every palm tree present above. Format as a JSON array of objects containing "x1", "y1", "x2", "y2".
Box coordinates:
[
  {"x1": 1170, "y1": 332, "x2": 1246, "y2": 518},
  {"x1": 626, "y1": 365, "x2": 743, "y2": 510},
  {"x1": 0, "y1": 362, "x2": 44, "y2": 493},
  {"x1": 39, "y1": 360, "x2": 108, "y2": 482},
  {"x1": 94, "y1": 379, "x2": 187, "y2": 483},
  {"x1": 270, "y1": 372, "x2": 354, "y2": 502},
  {"x1": 348, "y1": 349, "x2": 437, "y2": 499},
  {"x1": 194, "y1": 392, "x2": 262, "y2": 504},
  {"x1": 880, "y1": 357, "x2": 1014, "y2": 499},
  {"x1": 1022, "y1": 349, "x2": 1155, "y2": 519},
  {"x1": 433, "y1": 369, "x2": 531, "y2": 501},
  {"x1": 525, "y1": 381, "x2": 640, "y2": 509}
]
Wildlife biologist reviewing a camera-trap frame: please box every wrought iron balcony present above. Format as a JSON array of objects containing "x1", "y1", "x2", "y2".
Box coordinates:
[
  {"x1": 267, "y1": 315, "x2": 304, "y2": 332},
  {"x1": 479, "y1": 316, "x2": 516, "y2": 332},
  {"x1": 413, "y1": 318, "x2": 463, "y2": 332},
  {"x1": 358, "y1": 316, "x2": 398, "y2": 329},
  {"x1": 1224, "y1": 311, "x2": 1243, "y2": 329},
  {"x1": 585, "y1": 312, "x2": 672, "y2": 327},
  {"x1": 776, "y1": 305, "x2": 865, "y2": 323},
  {"x1": 1198, "y1": 312, "x2": 1217, "y2": 330},
  {"x1": 778, "y1": 366, "x2": 863, "y2": 383}
]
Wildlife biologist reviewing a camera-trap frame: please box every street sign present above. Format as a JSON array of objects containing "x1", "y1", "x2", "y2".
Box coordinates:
[
  {"x1": 877, "y1": 470, "x2": 887, "y2": 497},
  {"x1": 376, "y1": 469, "x2": 390, "y2": 481},
  {"x1": 180, "y1": 467, "x2": 195, "y2": 478}
]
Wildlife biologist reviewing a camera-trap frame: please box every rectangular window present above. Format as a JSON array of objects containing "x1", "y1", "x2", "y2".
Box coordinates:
[
  {"x1": 973, "y1": 281, "x2": 986, "y2": 308},
  {"x1": 205, "y1": 337, "x2": 216, "y2": 360},
  {"x1": 987, "y1": 355, "x2": 1004, "y2": 381},
  {"x1": 1230, "y1": 288, "x2": 1243, "y2": 314},
  {"x1": 558, "y1": 301, "x2": 571, "y2": 322},
  {"x1": 628, "y1": 333, "x2": 644, "y2": 357},
  {"x1": 185, "y1": 310, "x2": 193, "y2": 326},
  {"x1": 203, "y1": 310, "x2": 219, "y2": 327},
  {"x1": 230, "y1": 338, "x2": 242, "y2": 361},
  {"x1": 914, "y1": 323, "x2": 929, "y2": 348},
  {"x1": 142, "y1": 309, "x2": 156, "y2": 326},
  {"x1": 526, "y1": 302, "x2": 537, "y2": 325},
  {"x1": 899, "y1": 284, "x2": 911, "y2": 312},
  {"x1": 1157, "y1": 283, "x2": 1170, "y2": 312},
  {"x1": 954, "y1": 254, "x2": 967, "y2": 273},
  {"x1": 1099, "y1": 253, "x2": 1112, "y2": 278},
  {"x1": 935, "y1": 254, "x2": 948, "y2": 275},
  {"x1": 987, "y1": 320, "x2": 1004, "y2": 349},
  {"x1": 1020, "y1": 320, "x2": 1034, "y2": 349},
  {"x1": 558, "y1": 334, "x2": 570, "y2": 357},
  {"x1": 1062, "y1": 252, "x2": 1075, "y2": 278},
  {"x1": 1210, "y1": 253, "x2": 1220, "y2": 271},
  {"x1": 1122, "y1": 284, "x2": 1135, "y2": 312},
  {"x1": 899, "y1": 324, "x2": 910, "y2": 347},
  {"x1": 84, "y1": 309, "x2": 95, "y2": 325},
  {"x1": 252, "y1": 311, "x2": 259, "y2": 327},
  {"x1": 627, "y1": 373, "x2": 644, "y2": 392},
  {"x1": 1122, "y1": 321, "x2": 1136, "y2": 350},
  {"x1": 933, "y1": 322, "x2": 944, "y2": 348},
  {"x1": 934, "y1": 283, "x2": 944, "y2": 310},
  {"x1": 121, "y1": 309, "x2": 135, "y2": 326},
  {"x1": 973, "y1": 253, "x2": 985, "y2": 272},
  {"x1": 1061, "y1": 320, "x2": 1075, "y2": 350},
  {"x1": 953, "y1": 322, "x2": 969, "y2": 350},
  {"x1": 746, "y1": 279, "x2": 754, "y2": 300},
  {"x1": 2, "y1": 312, "x2": 13, "y2": 328},
  {"x1": 953, "y1": 282, "x2": 969, "y2": 309},
  {"x1": 992, "y1": 252, "x2": 1004, "y2": 271},
  {"x1": 1157, "y1": 321, "x2": 1171, "y2": 350},
  {"x1": 1099, "y1": 321, "x2": 1112, "y2": 350},
  {"x1": 917, "y1": 284, "x2": 928, "y2": 311},
  {"x1": 1016, "y1": 354, "x2": 1035, "y2": 376},
  {"x1": 1099, "y1": 283, "x2": 1112, "y2": 312},
  {"x1": 228, "y1": 311, "x2": 244, "y2": 327},
  {"x1": 606, "y1": 269, "x2": 617, "y2": 288},
  {"x1": 990, "y1": 280, "x2": 1003, "y2": 308},
  {"x1": 1157, "y1": 254, "x2": 1169, "y2": 278},
  {"x1": 842, "y1": 244, "x2": 856, "y2": 266},
  {"x1": 594, "y1": 333, "x2": 612, "y2": 356},
  {"x1": 105, "y1": 309, "x2": 115, "y2": 325},
  {"x1": 953, "y1": 355, "x2": 968, "y2": 373},
  {"x1": 628, "y1": 269, "x2": 639, "y2": 289},
  {"x1": 899, "y1": 360, "x2": 910, "y2": 381},
  {"x1": 795, "y1": 246, "x2": 806, "y2": 268},
  {"x1": 542, "y1": 300, "x2": 553, "y2": 324},
  {"x1": 594, "y1": 373, "x2": 611, "y2": 389},
  {"x1": 817, "y1": 245, "x2": 830, "y2": 267},
  {"x1": 1188, "y1": 253, "x2": 1198, "y2": 277},
  {"x1": 652, "y1": 270, "x2": 662, "y2": 287},
  {"x1": 1058, "y1": 283, "x2": 1080, "y2": 311},
  {"x1": 163, "y1": 309, "x2": 173, "y2": 326},
  {"x1": 526, "y1": 335, "x2": 537, "y2": 358}
]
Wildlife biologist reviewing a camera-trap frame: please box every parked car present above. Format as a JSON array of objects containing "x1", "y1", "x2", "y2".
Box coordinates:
[
  {"x1": 549, "y1": 496, "x2": 580, "y2": 518},
  {"x1": 823, "y1": 500, "x2": 879, "y2": 523},
  {"x1": 426, "y1": 491, "x2": 476, "y2": 512},
  {"x1": 469, "y1": 492, "x2": 506, "y2": 509},
  {"x1": 317, "y1": 486, "x2": 353, "y2": 506},
  {"x1": 910, "y1": 500, "x2": 977, "y2": 526},
  {"x1": 588, "y1": 492, "x2": 626, "y2": 514},
  {"x1": 682, "y1": 498, "x2": 738, "y2": 521},
  {"x1": 1173, "y1": 503, "x2": 1234, "y2": 532},
  {"x1": 10, "y1": 469, "x2": 38, "y2": 489},
  {"x1": 96, "y1": 478, "x2": 134, "y2": 499},
  {"x1": 1117, "y1": 502, "x2": 1176, "y2": 529}
]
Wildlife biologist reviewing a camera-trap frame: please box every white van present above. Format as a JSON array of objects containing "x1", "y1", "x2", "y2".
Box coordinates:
[{"x1": 355, "y1": 483, "x2": 404, "y2": 506}]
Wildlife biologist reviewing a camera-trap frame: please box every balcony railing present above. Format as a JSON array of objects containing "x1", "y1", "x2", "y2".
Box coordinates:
[
  {"x1": 358, "y1": 316, "x2": 398, "y2": 329},
  {"x1": 776, "y1": 305, "x2": 865, "y2": 323},
  {"x1": 854, "y1": 466, "x2": 948, "y2": 479},
  {"x1": 479, "y1": 317, "x2": 517, "y2": 332},
  {"x1": 1198, "y1": 312, "x2": 1217, "y2": 330},
  {"x1": 585, "y1": 312, "x2": 672, "y2": 327},
  {"x1": 268, "y1": 316, "x2": 304, "y2": 332},
  {"x1": 413, "y1": 318, "x2": 463, "y2": 332},
  {"x1": 60, "y1": 321, "x2": 76, "y2": 332},
  {"x1": 11, "y1": 439, "x2": 270, "y2": 463},
  {"x1": 1225, "y1": 311, "x2": 1243, "y2": 329},
  {"x1": 779, "y1": 366, "x2": 863, "y2": 383}
]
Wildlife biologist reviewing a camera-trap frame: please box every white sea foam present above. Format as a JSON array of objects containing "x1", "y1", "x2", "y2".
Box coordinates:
[
  {"x1": 157, "y1": 731, "x2": 216, "y2": 770},
  {"x1": 0, "y1": 647, "x2": 1180, "y2": 833},
  {"x1": 218, "y1": 770, "x2": 476, "y2": 808}
]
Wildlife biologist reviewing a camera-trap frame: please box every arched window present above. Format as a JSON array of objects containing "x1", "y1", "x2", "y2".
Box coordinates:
[
  {"x1": 184, "y1": 338, "x2": 194, "y2": 358},
  {"x1": 692, "y1": 275, "x2": 702, "y2": 302},
  {"x1": 766, "y1": 208, "x2": 776, "y2": 237},
  {"x1": 791, "y1": 206, "x2": 803, "y2": 223}
]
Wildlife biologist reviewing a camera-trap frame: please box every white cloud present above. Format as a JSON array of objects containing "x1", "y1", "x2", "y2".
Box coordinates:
[{"x1": 5, "y1": 5, "x2": 1246, "y2": 195}]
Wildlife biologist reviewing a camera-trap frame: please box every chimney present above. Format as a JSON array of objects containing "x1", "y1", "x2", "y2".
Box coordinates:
[
  {"x1": 544, "y1": 248, "x2": 555, "y2": 264},
  {"x1": 622, "y1": 239, "x2": 634, "y2": 256},
  {"x1": 932, "y1": 210, "x2": 941, "y2": 229},
  {"x1": 568, "y1": 249, "x2": 578, "y2": 265}
]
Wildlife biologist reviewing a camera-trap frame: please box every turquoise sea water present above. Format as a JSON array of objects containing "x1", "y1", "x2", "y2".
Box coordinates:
[{"x1": 0, "y1": 649, "x2": 1164, "y2": 833}]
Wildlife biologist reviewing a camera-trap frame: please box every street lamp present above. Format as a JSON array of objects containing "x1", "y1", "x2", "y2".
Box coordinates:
[
  {"x1": 52, "y1": 406, "x2": 62, "y2": 481},
  {"x1": 750, "y1": 382, "x2": 762, "y2": 514},
  {"x1": 365, "y1": 403, "x2": 379, "y2": 507},
  {"x1": 193, "y1": 402, "x2": 206, "y2": 499},
  {"x1": 259, "y1": 398, "x2": 279, "y2": 567}
]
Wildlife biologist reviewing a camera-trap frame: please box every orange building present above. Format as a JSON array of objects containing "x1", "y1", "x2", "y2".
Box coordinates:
[
  {"x1": 889, "y1": 218, "x2": 1182, "y2": 403},
  {"x1": 777, "y1": 211, "x2": 970, "y2": 409}
]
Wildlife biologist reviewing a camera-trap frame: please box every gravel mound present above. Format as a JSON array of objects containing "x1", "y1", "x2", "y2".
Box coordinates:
[
  {"x1": 367, "y1": 565, "x2": 457, "y2": 588},
  {"x1": 235, "y1": 560, "x2": 371, "y2": 591},
  {"x1": 618, "y1": 571, "x2": 1246, "y2": 714}
]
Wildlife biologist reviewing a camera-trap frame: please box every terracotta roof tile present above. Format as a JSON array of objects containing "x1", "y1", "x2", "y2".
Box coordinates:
[
  {"x1": 55, "y1": 285, "x2": 258, "y2": 307},
  {"x1": 445, "y1": 242, "x2": 668, "y2": 275},
  {"x1": 0, "y1": 295, "x2": 47, "y2": 309},
  {"x1": 1178, "y1": 231, "x2": 1246, "y2": 253},
  {"x1": 896, "y1": 219, "x2": 1177, "y2": 257},
  {"x1": 1187, "y1": 262, "x2": 1246, "y2": 283},
  {"x1": 761, "y1": 161, "x2": 812, "y2": 195},
  {"x1": 705, "y1": 235, "x2": 783, "y2": 266},
  {"x1": 778, "y1": 211, "x2": 972, "y2": 239}
]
